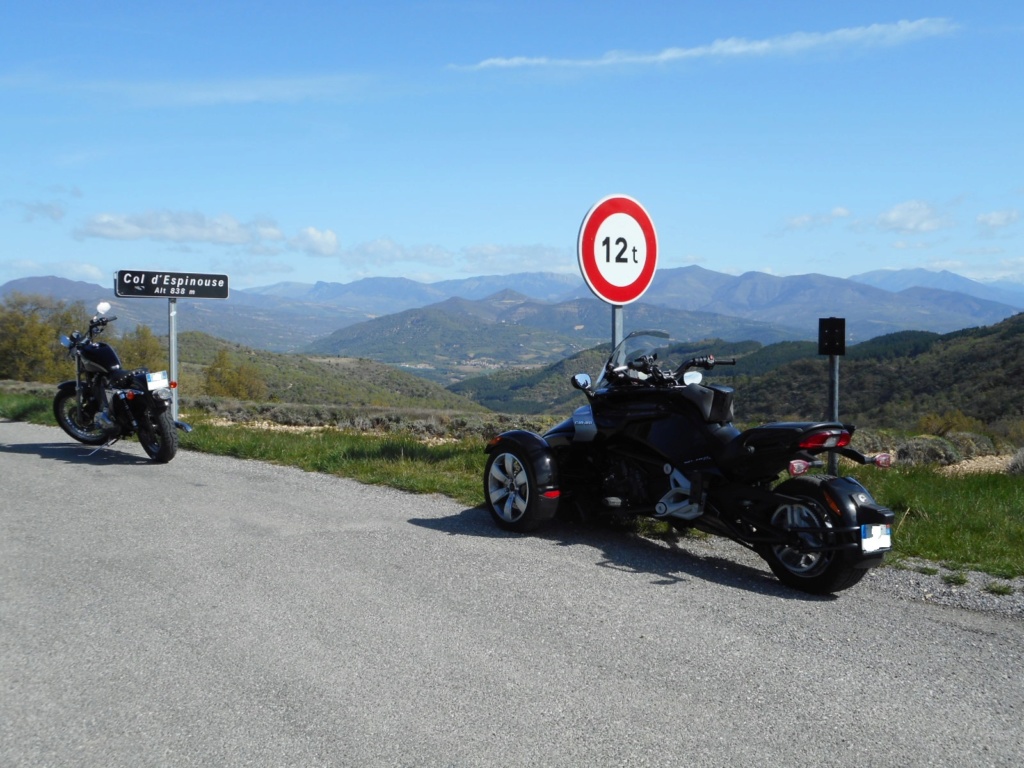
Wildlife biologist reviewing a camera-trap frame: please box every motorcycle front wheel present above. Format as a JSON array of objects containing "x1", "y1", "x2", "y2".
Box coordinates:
[
  {"x1": 53, "y1": 389, "x2": 108, "y2": 445},
  {"x1": 138, "y1": 408, "x2": 178, "y2": 463},
  {"x1": 758, "y1": 477, "x2": 866, "y2": 595},
  {"x1": 484, "y1": 449, "x2": 545, "y2": 532}
]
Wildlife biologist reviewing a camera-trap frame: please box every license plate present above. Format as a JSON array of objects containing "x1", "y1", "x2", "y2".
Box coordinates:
[
  {"x1": 861, "y1": 524, "x2": 892, "y2": 553},
  {"x1": 146, "y1": 370, "x2": 170, "y2": 391}
]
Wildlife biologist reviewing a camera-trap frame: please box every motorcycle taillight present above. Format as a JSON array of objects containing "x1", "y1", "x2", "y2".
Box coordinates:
[{"x1": 798, "y1": 429, "x2": 851, "y2": 450}]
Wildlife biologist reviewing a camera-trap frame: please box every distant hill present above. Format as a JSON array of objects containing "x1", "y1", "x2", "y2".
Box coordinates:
[
  {"x1": 305, "y1": 292, "x2": 801, "y2": 383},
  {"x1": 5, "y1": 266, "x2": 1021, "y2": 359},
  {"x1": 174, "y1": 331, "x2": 488, "y2": 412},
  {"x1": 0, "y1": 276, "x2": 370, "y2": 352},
  {"x1": 449, "y1": 339, "x2": 761, "y2": 415},
  {"x1": 850, "y1": 268, "x2": 1024, "y2": 309},
  {"x1": 735, "y1": 312, "x2": 1024, "y2": 429},
  {"x1": 629, "y1": 266, "x2": 1019, "y2": 339},
  {"x1": 446, "y1": 313, "x2": 1024, "y2": 434}
]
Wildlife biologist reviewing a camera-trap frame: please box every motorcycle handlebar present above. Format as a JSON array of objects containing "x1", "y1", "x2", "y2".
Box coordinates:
[{"x1": 680, "y1": 355, "x2": 736, "y2": 370}]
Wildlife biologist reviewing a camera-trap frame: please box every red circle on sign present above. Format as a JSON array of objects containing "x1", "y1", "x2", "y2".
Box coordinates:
[{"x1": 577, "y1": 195, "x2": 658, "y2": 305}]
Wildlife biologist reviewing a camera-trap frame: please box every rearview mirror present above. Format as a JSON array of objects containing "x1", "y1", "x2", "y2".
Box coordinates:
[
  {"x1": 571, "y1": 373, "x2": 592, "y2": 392},
  {"x1": 96, "y1": 301, "x2": 111, "y2": 315}
]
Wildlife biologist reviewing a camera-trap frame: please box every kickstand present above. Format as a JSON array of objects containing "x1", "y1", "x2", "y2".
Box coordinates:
[{"x1": 86, "y1": 437, "x2": 121, "y2": 456}]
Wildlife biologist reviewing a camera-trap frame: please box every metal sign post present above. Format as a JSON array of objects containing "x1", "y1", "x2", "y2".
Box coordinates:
[
  {"x1": 577, "y1": 195, "x2": 658, "y2": 350},
  {"x1": 114, "y1": 270, "x2": 230, "y2": 420},
  {"x1": 819, "y1": 317, "x2": 847, "y2": 475},
  {"x1": 168, "y1": 298, "x2": 179, "y2": 419}
]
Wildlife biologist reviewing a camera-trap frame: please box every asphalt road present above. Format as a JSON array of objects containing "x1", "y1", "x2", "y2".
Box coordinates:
[{"x1": 2, "y1": 420, "x2": 1022, "y2": 767}]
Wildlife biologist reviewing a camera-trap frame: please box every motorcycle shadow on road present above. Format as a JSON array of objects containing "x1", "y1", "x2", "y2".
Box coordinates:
[
  {"x1": 408, "y1": 506, "x2": 834, "y2": 602},
  {"x1": 0, "y1": 439, "x2": 152, "y2": 466}
]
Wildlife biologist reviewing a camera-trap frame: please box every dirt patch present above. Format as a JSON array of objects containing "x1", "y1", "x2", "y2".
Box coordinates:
[{"x1": 938, "y1": 454, "x2": 1013, "y2": 476}]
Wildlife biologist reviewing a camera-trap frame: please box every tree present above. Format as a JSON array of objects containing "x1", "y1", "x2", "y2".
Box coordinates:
[
  {"x1": 116, "y1": 325, "x2": 166, "y2": 372},
  {"x1": 0, "y1": 294, "x2": 89, "y2": 382},
  {"x1": 203, "y1": 349, "x2": 268, "y2": 400}
]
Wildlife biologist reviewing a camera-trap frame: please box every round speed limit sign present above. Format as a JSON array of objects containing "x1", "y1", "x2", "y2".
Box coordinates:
[{"x1": 577, "y1": 195, "x2": 658, "y2": 305}]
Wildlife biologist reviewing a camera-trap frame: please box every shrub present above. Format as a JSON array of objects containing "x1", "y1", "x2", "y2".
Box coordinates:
[
  {"x1": 895, "y1": 436, "x2": 961, "y2": 466},
  {"x1": 1008, "y1": 448, "x2": 1024, "y2": 476},
  {"x1": 945, "y1": 432, "x2": 996, "y2": 460}
]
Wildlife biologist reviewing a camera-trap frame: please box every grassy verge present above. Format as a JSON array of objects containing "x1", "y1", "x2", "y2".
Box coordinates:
[
  {"x1": 182, "y1": 421, "x2": 483, "y2": 506},
  {"x1": 2, "y1": 390, "x2": 1021, "y2": 578},
  {"x1": 848, "y1": 464, "x2": 1024, "y2": 579}
]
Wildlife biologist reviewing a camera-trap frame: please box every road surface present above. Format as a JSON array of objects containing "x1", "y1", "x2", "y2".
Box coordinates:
[{"x1": 2, "y1": 420, "x2": 1022, "y2": 766}]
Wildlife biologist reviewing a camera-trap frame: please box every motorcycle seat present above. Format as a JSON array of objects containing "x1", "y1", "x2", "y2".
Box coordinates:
[
  {"x1": 678, "y1": 383, "x2": 735, "y2": 424},
  {"x1": 716, "y1": 421, "x2": 845, "y2": 470}
]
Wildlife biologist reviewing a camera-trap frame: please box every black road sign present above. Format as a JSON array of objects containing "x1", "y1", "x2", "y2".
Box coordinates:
[
  {"x1": 115, "y1": 270, "x2": 229, "y2": 299},
  {"x1": 818, "y1": 317, "x2": 846, "y2": 356}
]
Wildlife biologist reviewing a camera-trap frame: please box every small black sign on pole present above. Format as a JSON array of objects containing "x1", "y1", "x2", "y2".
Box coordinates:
[
  {"x1": 114, "y1": 270, "x2": 230, "y2": 419},
  {"x1": 819, "y1": 317, "x2": 846, "y2": 475}
]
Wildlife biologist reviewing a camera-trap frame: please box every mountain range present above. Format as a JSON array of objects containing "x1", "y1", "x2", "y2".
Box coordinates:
[{"x1": 3, "y1": 268, "x2": 1021, "y2": 371}]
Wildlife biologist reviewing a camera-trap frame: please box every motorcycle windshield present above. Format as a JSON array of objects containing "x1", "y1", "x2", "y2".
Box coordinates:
[{"x1": 594, "y1": 330, "x2": 672, "y2": 389}]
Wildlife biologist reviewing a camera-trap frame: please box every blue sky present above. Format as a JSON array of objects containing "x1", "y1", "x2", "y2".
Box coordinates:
[{"x1": 1, "y1": 1, "x2": 1021, "y2": 289}]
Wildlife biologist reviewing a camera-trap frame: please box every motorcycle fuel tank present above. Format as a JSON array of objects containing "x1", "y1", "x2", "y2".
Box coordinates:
[{"x1": 79, "y1": 342, "x2": 122, "y2": 374}]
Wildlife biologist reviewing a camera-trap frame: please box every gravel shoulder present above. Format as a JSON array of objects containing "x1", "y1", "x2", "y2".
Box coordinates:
[{"x1": 671, "y1": 532, "x2": 1024, "y2": 619}]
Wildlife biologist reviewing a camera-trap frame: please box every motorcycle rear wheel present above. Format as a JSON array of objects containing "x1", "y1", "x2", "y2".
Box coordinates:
[
  {"x1": 53, "y1": 390, "x2": 108, "y2": 445},
  {"x1": 759, "y1": 477, "x2": 866, "y2": 595},
  {"x1": 138, "y1": 408, "x2": 177, "y2": 463},
  {"x1": 484, "y1": 449, "x2": 544, "y2": 532}
]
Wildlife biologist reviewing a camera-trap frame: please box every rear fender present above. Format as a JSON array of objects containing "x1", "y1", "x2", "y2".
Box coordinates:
[
  {"x1": 798, "y1": 476, "x2": 895, "y2": 568},
  {"x1": 485, "y1": 430, "x2": 559, "y2": 493},
  {"x1": 55, "y1": 380, "x2": 79, "y2": 396}
]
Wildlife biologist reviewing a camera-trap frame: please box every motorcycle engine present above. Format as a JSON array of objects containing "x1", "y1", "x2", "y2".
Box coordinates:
[{"x1": 602, "y1": 457, "x2": 652, "y2": 504}]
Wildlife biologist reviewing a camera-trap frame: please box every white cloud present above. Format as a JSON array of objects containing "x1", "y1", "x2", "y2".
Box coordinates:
[
  {"x1": 77, "y1": 210, "x2": 254, "y2": 244},
  {"x1": 785, "y1": 206, "x2": 851, "y2": 230},
  {"x1": 4, "y1": 199, "x2": 67, "y2": 222},
  {"x1": 977, "y1": 209, "x2": 1020, "y2": 233},
  {"x1": 877, "y1": 200, "x2": 949, "y2": 233},
  {"x1": 291, "y1": 227, "x2": 339, "y2": 257},
  {"x1": 459, "y1": 18, "x2": 956, "y2": 70},
  {"x1": 75, "y1": 209, "x2": 336, "y2": 257}
]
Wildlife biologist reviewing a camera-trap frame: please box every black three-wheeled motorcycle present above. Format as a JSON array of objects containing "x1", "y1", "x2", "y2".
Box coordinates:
[{"x1": 484, "y1": 330, "x2": 894, "y2": 594}]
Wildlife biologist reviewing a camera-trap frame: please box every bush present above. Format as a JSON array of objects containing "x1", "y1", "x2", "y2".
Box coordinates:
[
  {"x1": 896, "y1": 436, "x2": 961, "y2": 466},
  {"x1": 945, "y1": 432, "x2": 996, "y2": 460},
  {"x1": 1008, "y1": 448, "x2": 1024, "y2": 476}
]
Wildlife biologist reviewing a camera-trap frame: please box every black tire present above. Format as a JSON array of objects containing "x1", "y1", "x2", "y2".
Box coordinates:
[
  {"x1": 484, "y1": 449, "x2": 546, "y2": 532},
  {"x1": 53, "y1": 389, "x2": 108, "y2": 445},
  {"x1": 138, "y1": 408, "x2": 177, "y2": 463},
  {"x1": 758, "y1": 477, "x2": 866, "y2": 595}
]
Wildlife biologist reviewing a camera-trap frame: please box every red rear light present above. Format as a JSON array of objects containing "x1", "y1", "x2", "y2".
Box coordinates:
[
  {"x1": 798, "y1": 429, "x2": 851, "y2": 450},
  {"x1": 788, "y1": 460, "x2": 811, "y2": 477},
  {"x1": 170, "y1": 381, "x2": 178, "y2": 389},
  {"x1": 542, "y1": 489, "x2": 561, "y2": 499}
]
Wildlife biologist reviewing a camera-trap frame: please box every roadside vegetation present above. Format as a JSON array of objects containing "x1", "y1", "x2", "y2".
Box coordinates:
[{"x1": 1, "y1": 292, "x2": 1021, "y2": 581}]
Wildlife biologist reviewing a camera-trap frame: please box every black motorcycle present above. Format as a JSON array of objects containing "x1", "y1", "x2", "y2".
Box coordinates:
[
  {"x1": 484, "y1": 330, "x2": 894, "y2": 594},
  {"x1": 54, "y1": 302, "x2": 189, "y2": 463}
]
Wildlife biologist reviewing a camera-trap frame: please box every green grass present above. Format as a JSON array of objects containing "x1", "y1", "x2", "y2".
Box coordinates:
[
  {"x1": 848, "y1": 464, "x2": 1024, "y2": 578},
  {"x1": 181, "y1": 422, "x2": 484, "y2": 506},
  {"x1": 3, "y1": 389, "x2": 1022, "y2": 578},
  {"x1": 0, "y1": 391, "x2": 52, "y2": 423}
]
